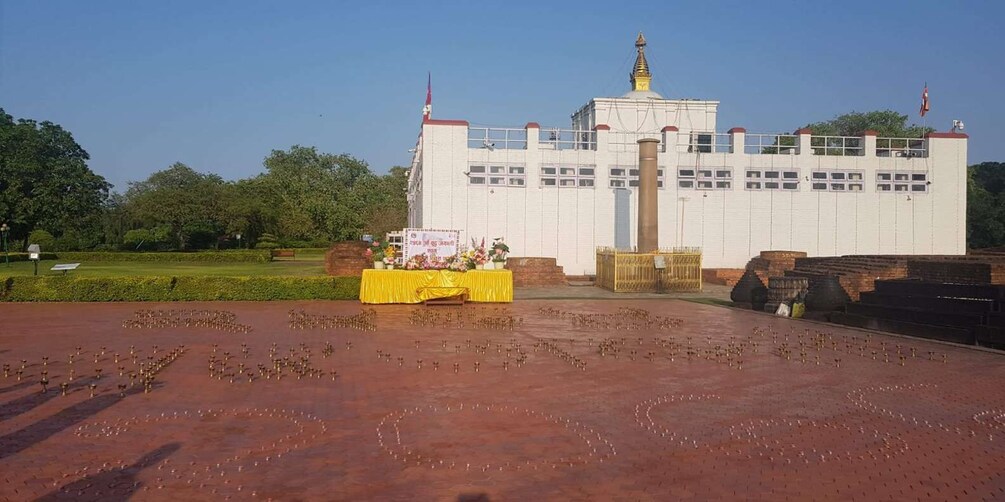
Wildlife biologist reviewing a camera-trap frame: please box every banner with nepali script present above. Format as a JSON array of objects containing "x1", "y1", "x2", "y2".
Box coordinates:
[{"x1": 402, "y1": 228, "x2": 460, "y2": 261}]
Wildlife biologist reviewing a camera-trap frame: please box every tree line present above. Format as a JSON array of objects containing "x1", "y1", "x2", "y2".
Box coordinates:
[
  {"x1": 0, "y1": 108, "x2": 407, "y2": 251},
  {"x1": 1, "y1": 108, "x2": 1002, "y2": 251}
]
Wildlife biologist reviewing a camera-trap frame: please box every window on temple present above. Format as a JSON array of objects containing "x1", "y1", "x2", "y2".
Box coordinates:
[
  {"x1": 610, "y1": 166, "x2": 664, "y2": 189},
  {"x1": 878, "y1": 171, "x2": 927, "y2": 193},
  {"x1": 542, "y1": 165, "x2": 596, "y2": 189},
  {"x1": 471, "y1": 163, "x2": 525, "y2": 187},
  {"x1": 745, "y1": 169, "x2": 797, "y2": 190},
  {"x1": 811, "y1": 170, "x2": 864, "y2": 192},
  {"x1": 687, "y1": 168, "x2": 730, "y2": 190}
]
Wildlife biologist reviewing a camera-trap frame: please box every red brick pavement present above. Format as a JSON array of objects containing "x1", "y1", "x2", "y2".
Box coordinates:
[{"x1": 0, "y1": 300, "x2": 1003, "y2": 500}]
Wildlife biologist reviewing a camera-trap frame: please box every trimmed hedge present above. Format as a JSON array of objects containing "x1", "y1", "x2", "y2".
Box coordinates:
[
  {"x1": 1, "y1": 252, "x2": 59, "y2": 263},
  {"x1": 53, "y1": 250, "x2": 272, "y2": 263},
  {"x1": 0, "y1": 275, "x2": 361, "y2": 302},
  {"x1": 169, "y1": 276, "x2": 361, "y2": 301}
]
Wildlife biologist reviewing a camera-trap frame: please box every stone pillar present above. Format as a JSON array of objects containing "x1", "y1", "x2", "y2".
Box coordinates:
[
  {"x1": 795, "y1": 127, "x2": 813, "y2": 156},
  {"x1": 862, "y1": 129, "x2": 878, "y2": 157},
  {"x1": 637, "y1": 138, "x2": 660, "y2": 253}
]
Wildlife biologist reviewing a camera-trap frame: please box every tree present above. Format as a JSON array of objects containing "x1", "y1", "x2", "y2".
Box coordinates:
[
  {"x1": 0, "y1": 108, "x2": 111, "y2": 246},
  {"x1": 217, "y1": 176, "x2": 278, "y2": 248},
  {"x1": 261, "y1": 146, "x2": 377, "y2": 243},
  {"x1": 803, "y1": 110, "x2": 933, "y2": 138},
  {"x1": 362, "y1": 166, "x2": 409, "y2": 238},
  {"x1": 124, "y1": 162, "x2": 226, "y2": 250},
  {"x1": 967, "y1": 162, "x2": 1005, "y2": 249},
  {"x1": 765, "y1": 110, "x2": 935, "y2": 154}
]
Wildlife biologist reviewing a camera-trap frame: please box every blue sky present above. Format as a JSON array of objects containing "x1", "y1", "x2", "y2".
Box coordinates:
[{"x1": 2, "y1": 1, "x2": 1003, "y2": 191}]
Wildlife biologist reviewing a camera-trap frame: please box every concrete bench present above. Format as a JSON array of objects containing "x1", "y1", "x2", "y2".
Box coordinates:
[{"x1": 51, "y1": 263, "x2": 81, "y2": 275}]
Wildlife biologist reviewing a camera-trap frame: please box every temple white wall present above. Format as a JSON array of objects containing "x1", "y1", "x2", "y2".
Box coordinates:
[{"x1": 410, "y1": 115, "x2": 968, "y2": 276}]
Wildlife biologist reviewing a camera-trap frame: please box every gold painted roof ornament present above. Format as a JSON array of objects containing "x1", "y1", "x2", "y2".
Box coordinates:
[{"x1": 630, "y1": 32, "x2": 652, "y2": 92}]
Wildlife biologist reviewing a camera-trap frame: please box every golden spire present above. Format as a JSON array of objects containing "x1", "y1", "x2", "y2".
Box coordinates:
[{"x1": 630, "y1": 32, "x2": 652, "y2": 92}]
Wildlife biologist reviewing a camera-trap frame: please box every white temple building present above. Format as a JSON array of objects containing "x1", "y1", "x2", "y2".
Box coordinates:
[{"x1": 406, "y1": 33, "x2": 969, "y2": 275}]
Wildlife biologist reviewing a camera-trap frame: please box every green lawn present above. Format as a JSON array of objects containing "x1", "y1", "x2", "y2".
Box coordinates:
[{"x1": 0, "y1": 259, "x2": 326, "y2": 277}]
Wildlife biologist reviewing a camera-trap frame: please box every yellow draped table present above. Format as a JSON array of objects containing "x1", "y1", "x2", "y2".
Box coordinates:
[{"x1": 359, "y1": 269, "x2": 513, "y2": 304}]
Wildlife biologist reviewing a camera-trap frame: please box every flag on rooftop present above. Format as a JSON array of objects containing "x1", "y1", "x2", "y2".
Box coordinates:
[
  {"x1": 920, "y1": 84, "x2": 930, "y2": 117},
  {"x1": 423, "y1": 73, "x2": 432, "y2": 120}
]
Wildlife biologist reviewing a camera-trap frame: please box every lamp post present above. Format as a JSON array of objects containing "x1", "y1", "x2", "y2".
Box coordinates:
[
  {"x1": 235, "y1": 233, "x2": 242, "y2": 249},
  {"x1": 1, "y1": 223, "x2": 9, "y2": 267}
]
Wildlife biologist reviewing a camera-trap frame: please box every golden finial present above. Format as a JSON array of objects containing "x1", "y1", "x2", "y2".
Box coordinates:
[{"x1": 630, "y1": 32, "x2": 652, "y2": 92}]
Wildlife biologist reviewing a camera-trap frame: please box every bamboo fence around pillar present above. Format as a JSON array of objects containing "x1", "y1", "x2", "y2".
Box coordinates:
[{"x1": 595, "y1": 247, "x2": 702, "y2": 293}]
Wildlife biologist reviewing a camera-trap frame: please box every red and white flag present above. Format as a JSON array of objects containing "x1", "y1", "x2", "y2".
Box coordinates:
[
  {"x1": 422, "y1": 73, "x2": 432, "y2": 119},
  {"x1": 919, "y1": 84, "x2": 930, "y2": 117}
]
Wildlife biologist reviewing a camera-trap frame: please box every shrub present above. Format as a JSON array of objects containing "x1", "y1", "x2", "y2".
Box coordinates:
[
  {"x1": 279, "y1": 239, "x2": 314, "y2": 249},
  {"x1": 0, "y1": 275, "x2": 361, "y2": 302},
  {"x1": 27, "y1": 230, "x2": 56, "y2": 251},
  {"x1": 255, "y1": 232, "x2": 280, "y2": 249},
  {"x1": 123, "y1": 226, "x2": 173, "y2": 251},
  {"x1": 53, "y1": 229, "x2": 84, "y2": 251}
]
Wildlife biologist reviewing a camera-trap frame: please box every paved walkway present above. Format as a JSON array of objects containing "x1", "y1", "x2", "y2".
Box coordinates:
[
  {"x1": 515, "y1": 282, "x2": 732, "y2": 301},
  {"x1": 1, "y1": 299, "x2": 1002, "y2": 499}
]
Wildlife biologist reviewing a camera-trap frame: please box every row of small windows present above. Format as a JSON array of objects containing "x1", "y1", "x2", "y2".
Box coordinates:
[
  {"x1": 467, "y1": 165, "x2": 929, "y2": 193},
  {"x1": 468, "y1": 165, "x2": 526, "y2": 187},
  {"x1": 609, "y1": 167, "x2": 666, "y2": 188},
  {"x1": 540, "y1": 166, "x2": 595, "y2": 187}
]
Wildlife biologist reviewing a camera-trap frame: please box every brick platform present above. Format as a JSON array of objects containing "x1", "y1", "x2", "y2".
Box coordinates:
[
  {"x1": 1, "y1": 300, "x2": 1003, "y2": 500},
  {"x1": 735, "y1": 251, "x2": 1005, "y2": 307},
  {"x1": 702, "y1": 268, "x2": 745, "y2": 287},
  {"x1": 324, "y1": 241, "x2": 370, "y2": 276},
  {"x1": 745, "y1": 250, "x2": 807, "y2": 283},
  {"x1": 504, "y1": 257, "x2": 567, "y2": 287}
]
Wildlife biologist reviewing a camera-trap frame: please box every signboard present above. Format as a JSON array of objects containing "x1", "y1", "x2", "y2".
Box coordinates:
[
  {"x1": 402, "y1": 228, "x2": 461, "y2": 261},
  {"x1": 653, "y1": 255, "x2": 666, "y2": 269}
]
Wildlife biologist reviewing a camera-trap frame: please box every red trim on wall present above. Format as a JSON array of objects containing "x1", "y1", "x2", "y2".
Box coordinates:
[
  {"x1": 661, "y1": 126, "x2": 679, "y2": 132},
  {"x1": 593, "y1": 124, "x2": 611, "y2": 131},
  {"x1": 423, "y1": 118, "x2": 469, "y2": 126},
  {"x1": 525, "y1": 122, "x2": 540, "y2": 129},
  {"x1": 728, "y1": 127, "x2": 746, "y2": 134},
  {"x1": 795, "y1": 128, "x2": 812, "y2": 135},
  {"x1": 862, "y1": 130, "x2": 878, "y2": 136},
  {"x1": 924, "y1": 131, "x2": 969, "y2": 139}
]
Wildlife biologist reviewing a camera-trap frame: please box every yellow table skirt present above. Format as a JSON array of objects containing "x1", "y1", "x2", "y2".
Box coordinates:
[{"x1": 359, "y1": 269, "x2": 513, "y2": 304}]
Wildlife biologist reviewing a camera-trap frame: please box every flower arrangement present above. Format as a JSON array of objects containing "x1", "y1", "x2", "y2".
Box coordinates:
[
  {"x1": 470, "y1": 238, "x2": 490, "y2": 266},
  {"x1": 490, "y1": 237, "x2": 509, "y2": 262},
  {"x1": 447, "y1": 255, "x2": 469, "y2": 271},
  {"x1": 404, "y1": 253, "x2": 468, "y2": 271},
  {"x1": 382, "y1": 245, "x2": 396, "y2": 265},
  {"x1": 363, "y1": 241, "x2": 385, "y2": 262}
]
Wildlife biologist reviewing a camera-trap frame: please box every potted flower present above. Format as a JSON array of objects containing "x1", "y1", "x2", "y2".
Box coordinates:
[
  {"x1": 365, "y1": 241, "x2": 386, "y2": 269},
  {"x1": 470, "y1": 238, "x2": 490, "y2": 270},
  {"x1": 490, "y1": 237, "x2": 509, "y2": 269},
  {"x1": 447, "y1": 254, "x2": 469, "y2": 272},
  {"x1": 383, "y1": 245, "x2": 397, "y2": 270}
]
